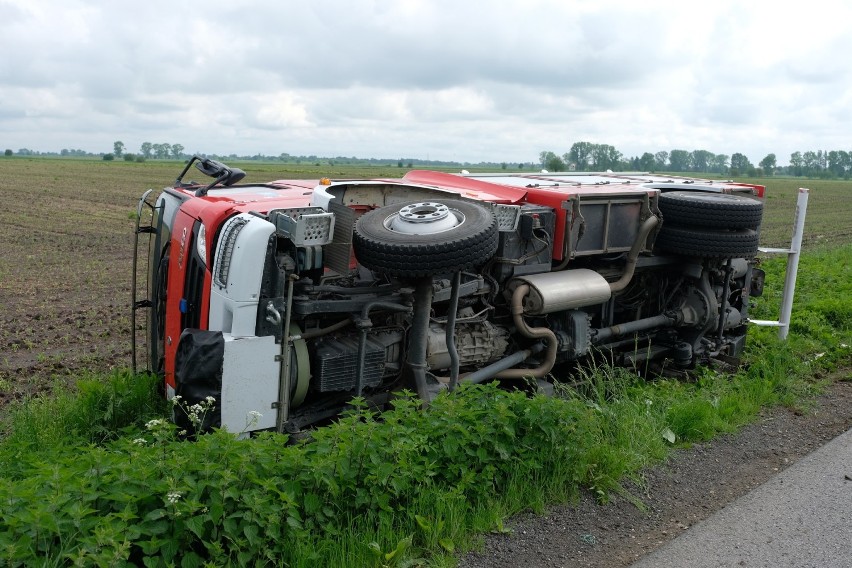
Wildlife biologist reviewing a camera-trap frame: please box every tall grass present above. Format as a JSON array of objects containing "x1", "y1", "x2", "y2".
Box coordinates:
[{"x1": 0, "y1": 371, "x2": 163, "y2": 459}]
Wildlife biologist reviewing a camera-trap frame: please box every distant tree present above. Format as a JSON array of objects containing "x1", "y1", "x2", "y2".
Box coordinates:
[
  {"x1": 639, "y1": 152, "x2": 655, "y2": 171},
  {"x1": 730, "y1": 152, "x2": 753, "y2": 175},
  {"x1": 654, "y1": 151, "x2": 669, "y2": 171},
  {"x1": 539, "y1": 150, "x2": 557, "y2": 168},
  {"x1": 102, "y1": 153, "x2": 115, "y2": 161},
  {"x1": 171, "y1": 144, "x2": 184, "y2": 159},
  {"x1": 590, "y1": 144, "x2": 621, "y2": 171},
  {"x1": 407, "y1": 162, "x2": 413, "y2": 168},
  {"x1": 568, "y1": 142, "x2": 595, "y2": 171},
  {"x1": 789, "y1": 151, "x2": 803, "y2": 176},
  {"x1": 398, "y1": 160, "x2": 403, "y2": 167},
  {"x1": 543, "y1": 153, "x2": 565, "y2": 172},
  {"x1": 711, "y1": 154, "x2": 729, "y2": 174},
  {"x1": 149, "y1": 143, "x2": 172, "y2": 159},
  {"x1": 668, "y1": 149, "x2": 691, "y2": 172},
  {"x1": 691, "y1": 150, "x2": 714, "y2": 173},
  {"x1": 518, "y1": 163, "x2": 525, "y2": 170},
  {"x1": 838, "y1": 151, "x2": 852, "y2": 178},
  {"x1": 759, "y1": 154, "x2": 777, "y2": 175},
  {"x1": 124, "y1": 153, "x2": 136, "y2": 162},
  {"x1": 501, "y1": 162, "x2": 507, "y2": 170},
  {"x1": 3, "y1": 149, "x2": 11, "y2": 156},
  {"x1": 135, "y1": 155, "x2": 146, "y2": 163},
  {"x1": 140, "y1": 142, "x2": 153, "y2": 159},
  {"x1": 802, "y1": 151, "x2": 818, "y2": 176},
  {"x1": 113, "y1": 141, "x2": 124, "y2": 157}
]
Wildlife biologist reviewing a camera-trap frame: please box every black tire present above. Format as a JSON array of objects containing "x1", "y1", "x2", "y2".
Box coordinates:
[
  {"x1": 655, "y1": 225, "x2": 760, "y2": 257},
  {"x1": 353, "y1": 200, "x2": 498, "y2": 278},
  {"x1": 658, "y1": 191, "x2": 763, "y2": 230}
]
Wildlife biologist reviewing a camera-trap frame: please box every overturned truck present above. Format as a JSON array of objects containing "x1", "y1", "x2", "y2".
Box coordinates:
[{"x1": 132, "y1": 160, "x2": 766, "y2": 434}]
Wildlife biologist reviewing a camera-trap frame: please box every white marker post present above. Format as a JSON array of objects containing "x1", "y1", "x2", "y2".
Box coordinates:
[{"x1": 751, "y1": 188, "x2": 810, "y2": 340}]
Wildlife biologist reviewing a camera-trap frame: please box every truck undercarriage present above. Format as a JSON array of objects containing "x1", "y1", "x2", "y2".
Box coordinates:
[{"x1": 132, "y1": 160, "x2": 765, "y2": 434}]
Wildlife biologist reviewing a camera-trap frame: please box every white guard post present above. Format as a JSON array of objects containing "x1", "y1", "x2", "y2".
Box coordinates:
[{"x1": 750, "y1": 188, "x2": 810, "y2": 340}]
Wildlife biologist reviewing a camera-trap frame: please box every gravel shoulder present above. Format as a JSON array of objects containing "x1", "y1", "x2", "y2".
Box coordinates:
[{"x1": 459, "y1": 376, "x2": 852, "y2": 568}]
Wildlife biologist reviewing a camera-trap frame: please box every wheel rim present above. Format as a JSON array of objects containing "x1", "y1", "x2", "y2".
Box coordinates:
[{"x1": 385, "y1": 201, "x2": 465, "y2": 235}]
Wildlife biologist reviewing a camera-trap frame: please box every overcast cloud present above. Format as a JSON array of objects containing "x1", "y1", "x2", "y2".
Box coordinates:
[{"x1": 2, "y1": 0, "x2": 851, "y2": 164}]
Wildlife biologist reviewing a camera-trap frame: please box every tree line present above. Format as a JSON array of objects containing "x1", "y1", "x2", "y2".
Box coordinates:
[
  {"x1": 540, "y1": 142, "x2": 852, "y2": 179},
  {"x1": 103, "y1": 141, "x2": 186, "y2": 162},
  {"x1": 6, "y1": 140, "x2": 852, "y2": 179}
]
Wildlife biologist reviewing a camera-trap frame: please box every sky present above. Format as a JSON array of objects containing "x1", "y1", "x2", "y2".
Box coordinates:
[{"x1": 2, "y1": 0, "x2": 851, "y2": 165}]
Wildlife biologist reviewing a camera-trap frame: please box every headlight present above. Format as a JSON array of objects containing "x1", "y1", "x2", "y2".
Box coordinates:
[
  {"x1": 195, "y1": 223, "x2": 207, "y2": 266},
  {"x1": 213, "y1": 216, "x2": 249, "y2": 289}
]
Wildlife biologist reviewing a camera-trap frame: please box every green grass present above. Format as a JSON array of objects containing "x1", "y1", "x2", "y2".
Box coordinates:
[{"x1": 0, "y1": 371, "x2": 164, "y2": 457}]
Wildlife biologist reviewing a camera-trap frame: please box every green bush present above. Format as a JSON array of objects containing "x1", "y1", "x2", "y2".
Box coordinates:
[{"x1": 0, "y1": 386, "x2": 604, "y2": 565}]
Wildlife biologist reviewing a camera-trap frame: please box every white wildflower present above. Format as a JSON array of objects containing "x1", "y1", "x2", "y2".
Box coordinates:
[
  {"x1": 172, "y1": 395, "x2": 182, "y2": 402},
  {"x1": 190, "y1": 403, "x2": 203, "y2": 414},
  {"x1": 166, "y1": 491, "x2": 182, "y2": 504},
  {"x1": 245, "y1": 410, "x2": 263, "y2": 427},
  {"x1": 205, "y1": 396, "x2": 216, "y2": 404},
  {"x1": 145, "y1": 419, "x2": 164, "y2": 430},
  {"x1": 132, "y1": 438, "x2": 147, "y2": 445}
]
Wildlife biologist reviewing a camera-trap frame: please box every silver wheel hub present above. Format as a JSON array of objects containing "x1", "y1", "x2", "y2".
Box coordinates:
[{"x1": 387, "y1": 202, "x2": 464, "y2": 235}]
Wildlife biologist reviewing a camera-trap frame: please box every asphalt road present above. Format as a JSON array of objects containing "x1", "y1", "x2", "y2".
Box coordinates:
[{"x1": 629, "y1": 427, "x2": 852, "y2": 568}]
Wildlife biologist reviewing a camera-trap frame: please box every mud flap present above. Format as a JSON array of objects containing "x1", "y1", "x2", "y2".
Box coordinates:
[{"x1": 174, "y1": 329, "x2": 224, "y2": 432}]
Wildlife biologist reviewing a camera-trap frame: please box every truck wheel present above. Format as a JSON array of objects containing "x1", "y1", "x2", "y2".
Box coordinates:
[
  {"x1": 655, "y1": 225, "x2": 760, "y2": 257},
  {"x1": 658, "y1": 191, "x2": 763, "y2": 230},
  {"x1": 353, "y1": 200, "x2": 498, "y2": 278}
]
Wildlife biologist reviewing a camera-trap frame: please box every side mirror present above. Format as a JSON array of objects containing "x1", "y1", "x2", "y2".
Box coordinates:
[
  {"x1": 194, "y1": 159, "x2": 246, "y2": 186},
  {"x1": 174, "y1": 156, "x2": 248, "y2": 196}
]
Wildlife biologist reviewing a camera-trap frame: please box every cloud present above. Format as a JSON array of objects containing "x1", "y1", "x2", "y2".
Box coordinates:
[{"x1": 2, "y1": 0, "x2": 852, "y2": 163}]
